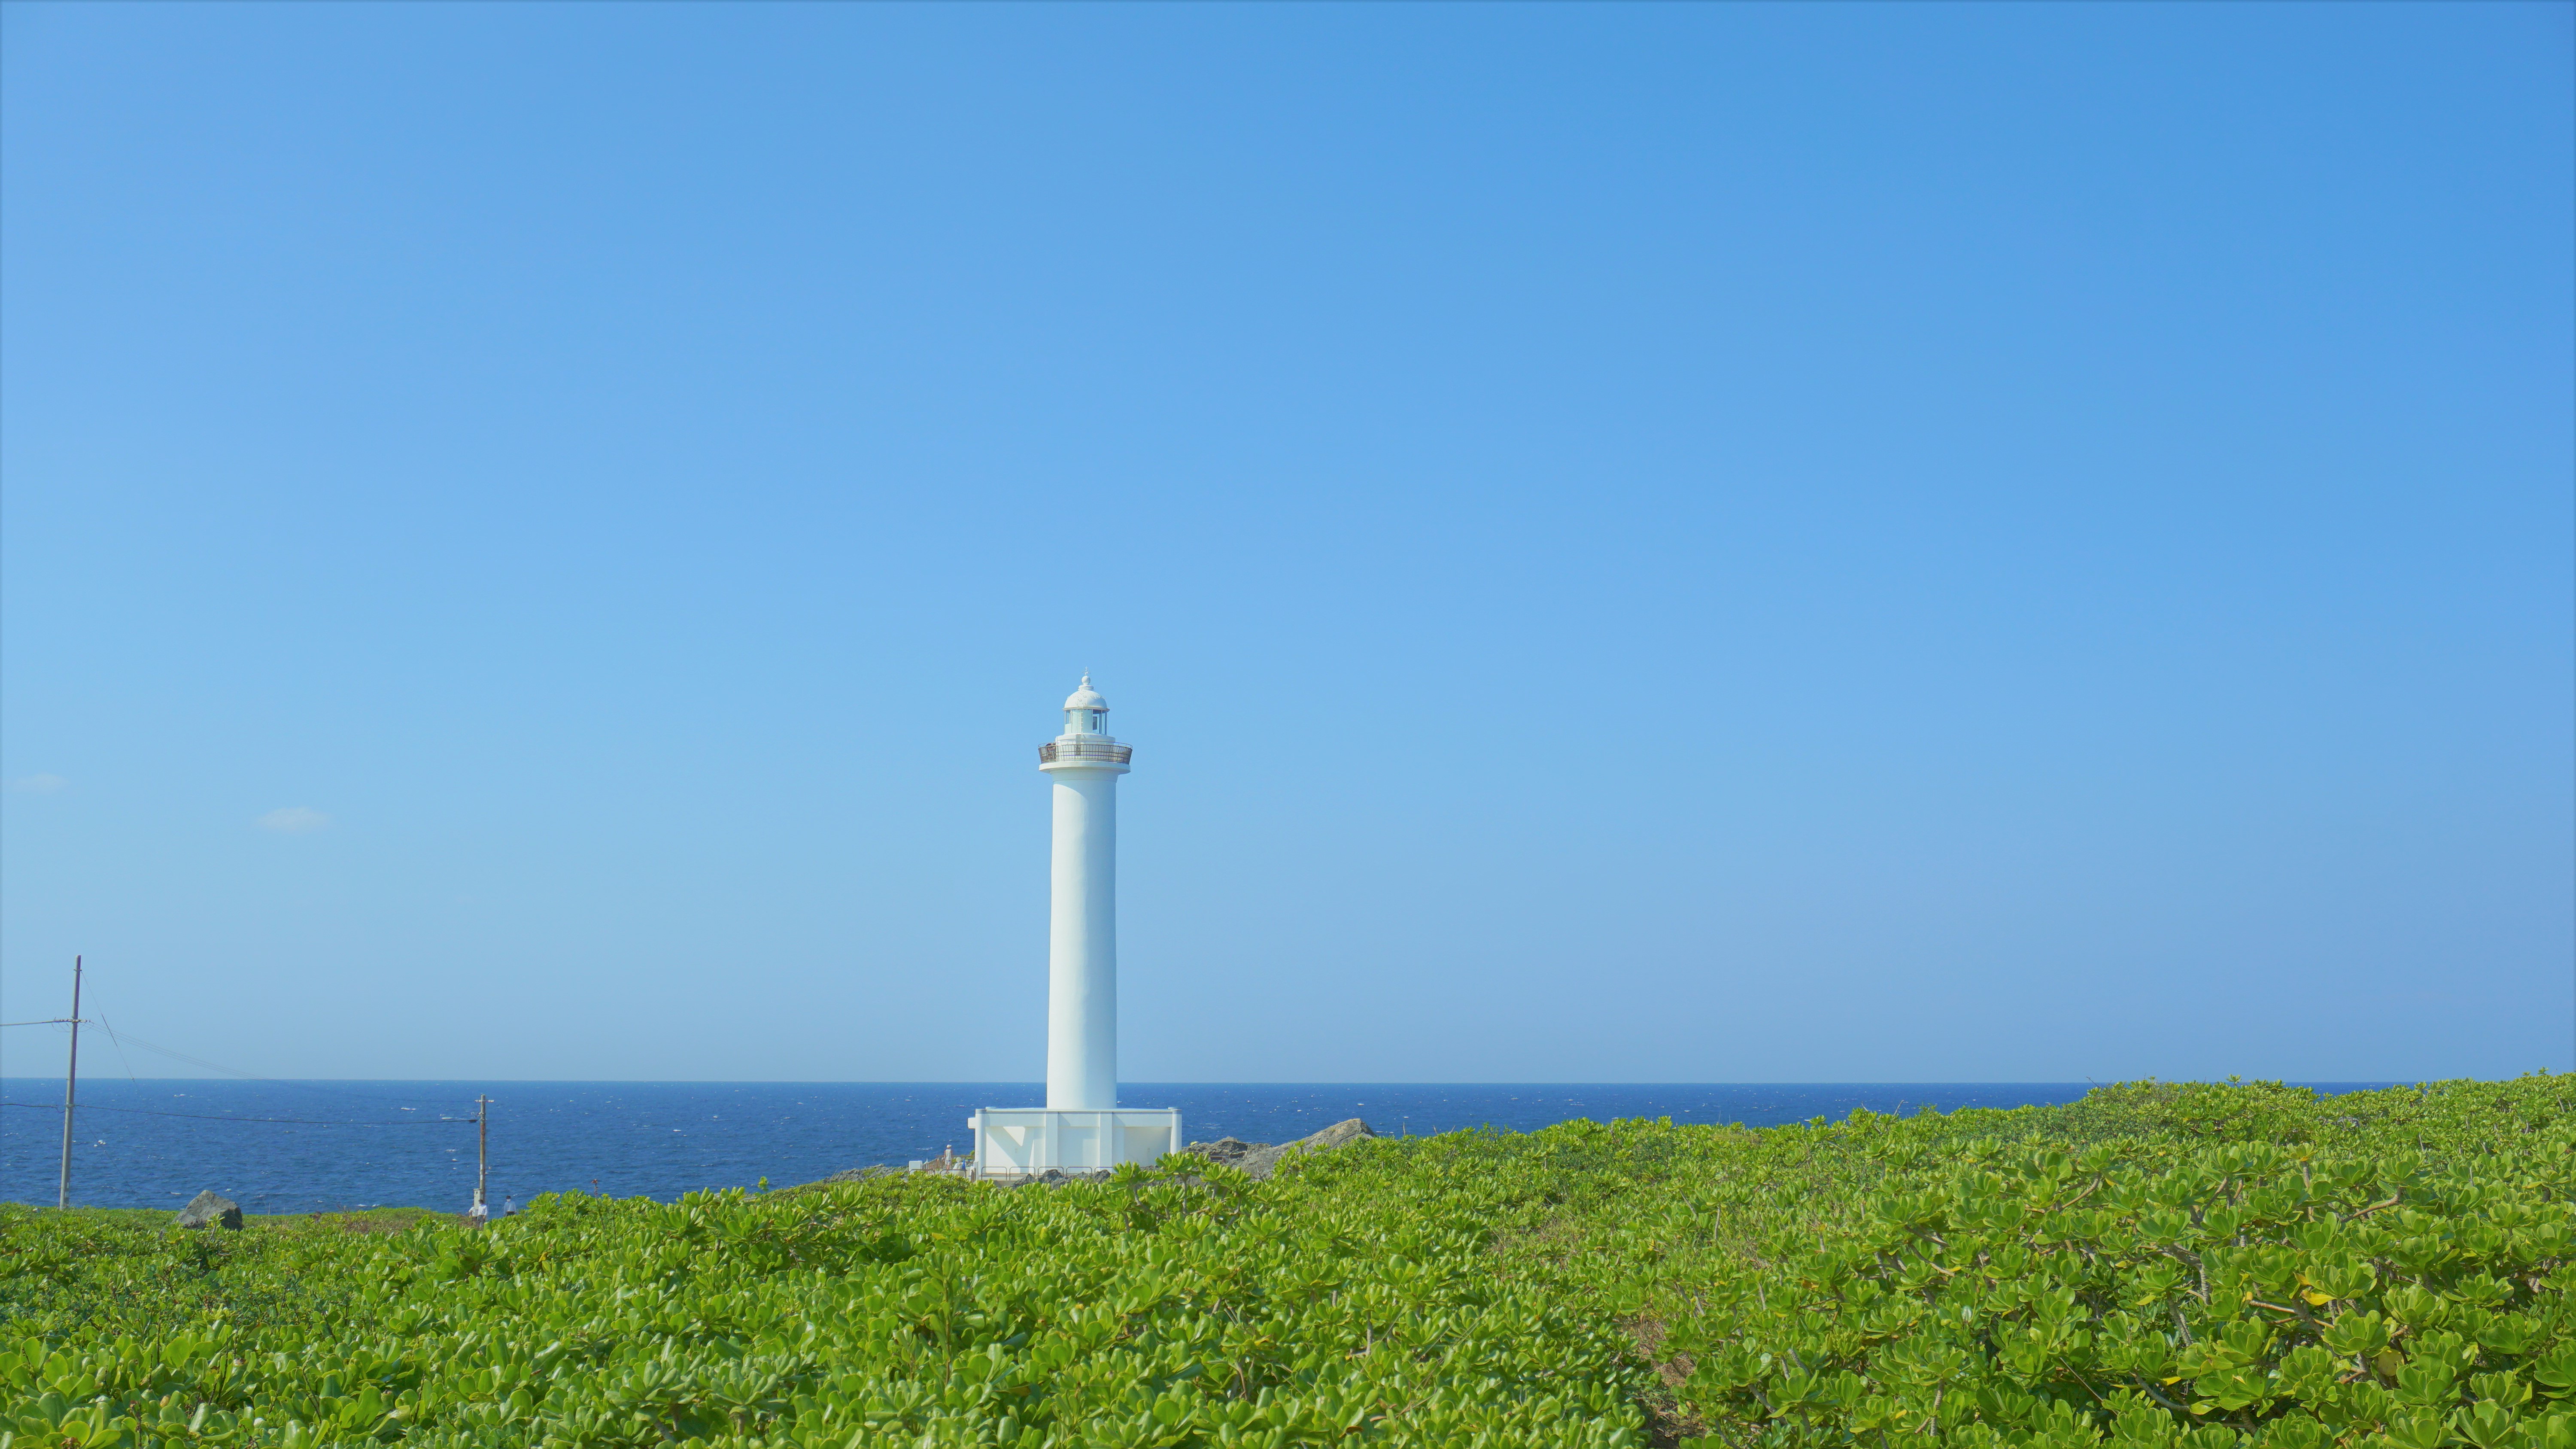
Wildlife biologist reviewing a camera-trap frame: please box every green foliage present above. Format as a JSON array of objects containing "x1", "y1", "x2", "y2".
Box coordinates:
[
  {"x1": 1441, "y1": 1075, "x2": 2573, "y2": 1449},
  {"x1": 0, "y1": 1161, "x2": 1649, "y2": 1446},
  {"x1": 0, "y1": 1076, "x2": 2564, "y2": 1449}
]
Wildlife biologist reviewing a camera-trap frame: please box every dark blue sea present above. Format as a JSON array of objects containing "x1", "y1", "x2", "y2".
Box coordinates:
[{"x1": 0, "y1": 1080, "x2": 2387, "y2": 1215}]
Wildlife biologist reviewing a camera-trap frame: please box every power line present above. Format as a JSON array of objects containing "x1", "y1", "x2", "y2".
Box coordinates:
[
  {"x1": 0, "y1": 1100, "x2": 476, "y2": 1127},
  {"x1": 47, "y1": 1024, "x2": 459, "y2": 1111},
  {"x1": 95, "y1": 1015, "x2": 141, "y2": 1084},
  {"x1": 11, "y1": 975, "x2": 460, "y2": 1115},
  {"x1": 90, "y1": 1027, "x2": 278, "y2": 1079}
]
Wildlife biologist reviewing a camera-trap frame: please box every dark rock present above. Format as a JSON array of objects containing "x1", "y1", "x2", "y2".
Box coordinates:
[
  {"x1": 773, "y1": 1165, "x2": 897, "y2": 1197},
  {"x1": 175, "y1": 1191, "x2": 243, "y2": 1231},
  {"x1": 810, "y1": 1165, "x2": 899, "y2": 1185},
  {"x1": 1183, "y1": 1137, "x2": 1261, "y2": 1167},
  {"x1": 1011, "y1": 1168, "x2": 1112, "y2": 1188},
  {"x1": 1237, "y1": 1118, "x2": 1376, "y2": 1181}
]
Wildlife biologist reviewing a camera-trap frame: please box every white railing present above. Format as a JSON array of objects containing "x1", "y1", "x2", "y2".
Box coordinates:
[{"x1": 1038, "y1": 740, "x2": 1133, "y2": 765}]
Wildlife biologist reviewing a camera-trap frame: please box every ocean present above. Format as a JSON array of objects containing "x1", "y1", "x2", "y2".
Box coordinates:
[{"x1": 0, "y1": 1079, "x2": 2385, "y2": 1215}]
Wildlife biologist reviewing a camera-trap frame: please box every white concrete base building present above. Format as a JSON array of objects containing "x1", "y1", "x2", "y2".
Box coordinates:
[
  {"x1": 969, "y1": 677, "x2": 1181, "y2": 1176},
  {"x1": 968, "y1": 1107, "x2": 1182, "y2": 1176}
]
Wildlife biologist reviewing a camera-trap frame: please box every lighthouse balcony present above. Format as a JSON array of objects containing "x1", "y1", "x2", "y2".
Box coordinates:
[{"x1": 1038, "y1": 740, "x2": 1133, "y2": 765}]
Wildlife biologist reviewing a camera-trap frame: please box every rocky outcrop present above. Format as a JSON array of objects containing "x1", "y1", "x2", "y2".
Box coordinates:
[
  {"x1": 1182, "y1": 1137, "x2": 1257, "y2": 1168},
  {"x1": 1235, "y1": 1119, "x2": 1376, "y2": 1181},
  {"x1": 175, "y1": 1191, "x2": 243, "y2": 1230},
  {"x1": 1011, "y1": 1168, "x2": 1113, "y2": 1187},
  {"x1": 808, "y1": 1165, "x2": 899, "y2": 1186}
]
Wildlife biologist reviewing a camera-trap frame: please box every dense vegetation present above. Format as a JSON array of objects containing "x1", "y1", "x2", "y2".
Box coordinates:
[{"x1": 1, "y1": 1076, "x2": 2566, "y2": 1449}]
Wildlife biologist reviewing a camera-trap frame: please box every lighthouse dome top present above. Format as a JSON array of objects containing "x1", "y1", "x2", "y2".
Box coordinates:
[{"x1": 1044, "y1": 674, "x2": 1130, "y2": 768}]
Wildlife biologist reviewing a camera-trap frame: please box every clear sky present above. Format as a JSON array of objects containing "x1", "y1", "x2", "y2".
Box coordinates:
[{"x1": 2, "y1": 3, "x2": 2568, "y2": 1085}]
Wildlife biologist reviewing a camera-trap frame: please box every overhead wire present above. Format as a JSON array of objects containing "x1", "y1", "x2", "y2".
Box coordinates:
[
  {"x1": 15, "y1": 981, "x2": 449, "y2": 1107},
  {"x1": 1, "y1": 969, "x2": 489, "y2": 1201},
  {"x1": 12, "y1": 968, "x2": 432, "y2": 1103},
  {"x1": 0, "y1": 1100, "x2": 474, "y2": 1127},
  {"x1": 92, "y1": 1026, "x2": 275, "y2": 1079},
  {"x1": 96, "y1": 1015, "x2": 142, "y2": 1084},
  {"x1": 63, "y1": 1023, "x2": 467, "y2": 1112}
]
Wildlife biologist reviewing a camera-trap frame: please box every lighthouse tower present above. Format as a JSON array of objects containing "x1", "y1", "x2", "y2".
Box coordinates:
[
  {"x1": 966, "y1": 677, "x2": 1182, "y2": 1177},
  {"x1": 1042, "y1": 674, "x2": 1126, "y2": 1110}
]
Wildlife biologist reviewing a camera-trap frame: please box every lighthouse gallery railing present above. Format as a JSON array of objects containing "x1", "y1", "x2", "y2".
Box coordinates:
[{"x1": 1038, "y1": 740, "x2": 1133, "y2": 765}]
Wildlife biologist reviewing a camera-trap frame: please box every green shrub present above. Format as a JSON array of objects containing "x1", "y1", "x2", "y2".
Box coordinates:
[{"x1": 0, "y1": 1076, "x2": 2563, "y2": 1449}]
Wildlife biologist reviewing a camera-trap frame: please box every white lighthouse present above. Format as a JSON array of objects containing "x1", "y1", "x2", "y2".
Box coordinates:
[
  {"x1": 1043, "y1": 674, "x2": 1124, "y2": 1110},
  {"x1": 967, "y1": 677, "x2": 1182, "y2": 1176}
]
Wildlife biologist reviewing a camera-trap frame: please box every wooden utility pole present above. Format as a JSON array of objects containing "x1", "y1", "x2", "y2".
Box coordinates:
[
  {"x1": 56, "y1": 957, "x2": 83, "y2": 1210},
  {"x1": 471, "y1": 1094, "x2": 491, "y2": 1224}
]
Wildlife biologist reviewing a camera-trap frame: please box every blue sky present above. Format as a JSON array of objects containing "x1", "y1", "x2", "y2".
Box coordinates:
[{"x1": 2, "y1": 3, "x2": 2568, "y2": 1084}]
